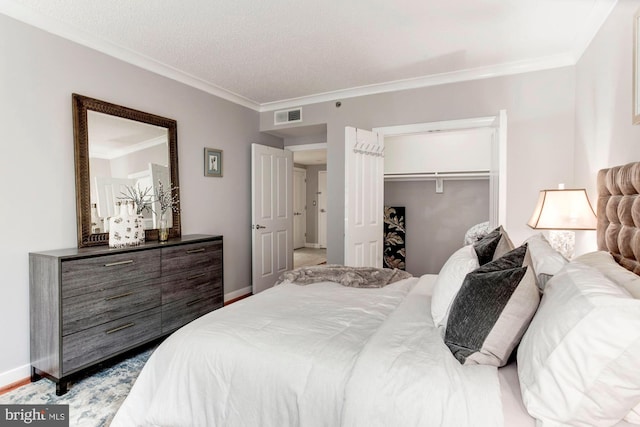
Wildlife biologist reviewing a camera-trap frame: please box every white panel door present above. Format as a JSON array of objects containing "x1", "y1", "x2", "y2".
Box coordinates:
[
  {"x1": 251, "y1": 144, "x2": 293, "y2": 294},
  {"x1": 293, "y1": 167, "x2": 307, "y2": 249},
  {"x1": 94, "y1": 176, "x2": 135, "y2": 218},
  {"x1": 318, "y1": 170, "x2": 327, "y2": 248},
  {"x1": 344, "y1": 127, "x2": 384, "y2": 268}
]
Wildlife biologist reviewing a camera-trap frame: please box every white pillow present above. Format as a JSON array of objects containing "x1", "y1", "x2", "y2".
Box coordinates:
[
  {"x1": 523, "y1": 233, "x2": 567, "y2": 290},
  {"x1": 518, "y1": 262, "x2": 640, "y2": 426},
  {"x1": 573, "y1": 251, "x2": 640, "y2": 299},
  {"x1": 431, "y1": 245, "x2": 479, "y2": 335}
]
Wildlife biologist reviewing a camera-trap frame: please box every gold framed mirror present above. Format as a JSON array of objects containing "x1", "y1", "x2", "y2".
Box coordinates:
[{"x1": 72, "y1": 94, "x2": 181, "y2": 247}]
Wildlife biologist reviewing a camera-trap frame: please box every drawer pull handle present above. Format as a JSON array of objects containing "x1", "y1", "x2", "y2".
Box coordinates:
[
  {"x1": 104, "y1": 260, "x2": 134, "y2": 267},
  {"x1": 105, "y1": 291, "x2": 134, "y2": 301},
  {"x1": 186, "y1": 298, "x2": 203, "y2": 307},
  {"x1": 106, "y1": 323, "x2": 135, "y2": 334},
  {"x1": 187, "y1": 273, "x2": 206, "y2": 280},
  {"x1": 186, "y1": 248, "x2": 205, "y2": 254}
]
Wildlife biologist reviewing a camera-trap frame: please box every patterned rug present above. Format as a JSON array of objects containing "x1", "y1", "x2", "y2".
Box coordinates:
[{"x1": 0, "y1": 346, "x2": 155, "y2": 426}]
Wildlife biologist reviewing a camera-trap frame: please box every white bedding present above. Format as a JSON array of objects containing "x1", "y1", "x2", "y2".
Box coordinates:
[{"x1": 111, "y1": 275, "x2": 504, "y2": 427}]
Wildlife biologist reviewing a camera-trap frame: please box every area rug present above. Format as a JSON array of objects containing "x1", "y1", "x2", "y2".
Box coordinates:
[{"x1": 0, "y1": 346, "x2": 154, "y2": 427}]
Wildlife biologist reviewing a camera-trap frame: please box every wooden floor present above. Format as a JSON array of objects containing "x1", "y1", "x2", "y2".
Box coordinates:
[{"x1": 0, "y1": 378, "x2": 30, "y2": 396}]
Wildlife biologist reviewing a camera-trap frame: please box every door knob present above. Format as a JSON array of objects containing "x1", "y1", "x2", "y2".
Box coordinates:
[
  {"x1": 254, "y1": 224, "x2": 266, "y2": 229},
  {"x1": 320, "y1": 209, "x2": 326, "y2": 213}
]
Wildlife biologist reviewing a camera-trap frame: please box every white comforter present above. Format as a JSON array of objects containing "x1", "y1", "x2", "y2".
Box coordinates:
[{"x1": 111, "y1": 275, "x2": 502, "y2": 427}]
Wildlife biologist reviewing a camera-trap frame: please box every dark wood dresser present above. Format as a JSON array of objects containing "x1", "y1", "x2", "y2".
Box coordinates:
[{"x1": 29, "y1": 234, "x2": 223, "y2": 395}]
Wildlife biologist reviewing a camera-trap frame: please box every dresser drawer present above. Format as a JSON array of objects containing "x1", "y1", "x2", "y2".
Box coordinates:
[
  {"x1": 62, "y1": 280, "x2": 161, "y2": 335},
  {"x1": 62, "y1": 251, "x2": 161, "y2": 298},
  {"x1": 62, "y1": 307, "x2": 161, "y2": 374},
  {"x1": 161, "y1": 268, "x2": 222, "y2": 305},
  {"x1": 161, "y1": 240, "x2": 222, "y2": 276},
  {"x1": 161, "y1": 288, "x2": 223, "y2": 334}
]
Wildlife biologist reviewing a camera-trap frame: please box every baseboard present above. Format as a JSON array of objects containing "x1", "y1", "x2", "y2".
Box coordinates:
[
  {"x1": 224, "y1": 286, "x2": 252, "y2": 303},
  {"x1": 0, "y1": 363, "x2": 30, "y2": 390},
  {"x1": 304, "y1": 243, "x2": 322, "y2": 249}
]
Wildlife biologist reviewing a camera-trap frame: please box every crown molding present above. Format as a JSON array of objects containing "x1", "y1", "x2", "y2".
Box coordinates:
[
  {"x1": 0, "y1": 3, "x2": 261, "y2": 111},
  {"x1": 2, "y1": 2, "x2": 592, "y2": 114},
  {"x1": 572, "y1": 0, "x2": 617, "y2": 62},
  {"x1": 259, "y1": 54, "x2": 576, "y2": 112}
]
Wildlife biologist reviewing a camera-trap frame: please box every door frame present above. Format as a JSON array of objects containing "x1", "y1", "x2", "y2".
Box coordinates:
[{"x1": 287, "y1": 142, "x2": 328, "y2": 250}]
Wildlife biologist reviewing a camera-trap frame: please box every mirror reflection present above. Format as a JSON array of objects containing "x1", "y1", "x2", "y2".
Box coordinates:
[{"x1": 87, "y1": 111, "x2": 172, "y2": 234}]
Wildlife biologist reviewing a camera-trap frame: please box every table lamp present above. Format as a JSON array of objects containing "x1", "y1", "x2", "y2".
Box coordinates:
[{"x1": 527, "y1": 186, "x2": 597, "y2": 259}]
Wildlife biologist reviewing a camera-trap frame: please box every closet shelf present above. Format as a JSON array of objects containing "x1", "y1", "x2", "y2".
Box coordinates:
[{"x1": 384, "y1": 171, "x2": 490, "y2": 182}]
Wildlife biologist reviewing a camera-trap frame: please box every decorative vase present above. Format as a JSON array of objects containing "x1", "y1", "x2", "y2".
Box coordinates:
[{"x1": 158, "y1": 212, "x2": 169, "y2": 243}]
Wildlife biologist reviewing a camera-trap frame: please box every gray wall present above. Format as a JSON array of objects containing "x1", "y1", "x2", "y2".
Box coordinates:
[
  {"x1": 0, "y1": 14, "x2": 281, "y2": 385},
  {"x1": 261, "y1": 67, "x2": 576, "y2": 264},
  {"x1": 384, "y1": 180, "x2": 490, "y2": 275},
  {"x1": 574, "y1": 0, "x2": 640, "y2": 254}
]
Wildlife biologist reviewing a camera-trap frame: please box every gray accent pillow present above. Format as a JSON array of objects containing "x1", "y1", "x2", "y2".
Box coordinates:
[
  {"x1": 472, "y1": 226, "x2": 514, "y2": 265},
  {"x1": 445, "y1": 244, "x2": 540, "y2": 367}
]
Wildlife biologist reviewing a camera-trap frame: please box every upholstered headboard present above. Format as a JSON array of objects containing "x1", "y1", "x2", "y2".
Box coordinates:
[{"x1": 597, "y1": 162, "x2": 640, "y2": 274}]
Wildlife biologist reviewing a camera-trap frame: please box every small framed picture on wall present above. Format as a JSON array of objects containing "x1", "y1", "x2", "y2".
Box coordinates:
[{"x1": 204, "y1": 147, "x2": 223, "y2": 177}]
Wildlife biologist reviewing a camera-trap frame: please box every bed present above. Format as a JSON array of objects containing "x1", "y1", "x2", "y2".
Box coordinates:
[{"x1": 111, "y1": 162, "x2": 640, "y2": 427}]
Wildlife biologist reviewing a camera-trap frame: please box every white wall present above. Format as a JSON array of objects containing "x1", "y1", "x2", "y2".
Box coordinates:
[
  {"x1": 0, "y1": 14, "x2": 281, "y2": 387},
  {"x1": 574, "y1": 0, "x2": 640, "y2": 254},
  {"x1": 261, "y1": 67, "x2": 577, "y2": 263}
]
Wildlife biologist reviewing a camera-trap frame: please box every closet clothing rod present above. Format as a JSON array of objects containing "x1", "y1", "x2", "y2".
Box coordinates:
[{"x1": 384, "y1": 171, "x2": 490, "y2": 181}]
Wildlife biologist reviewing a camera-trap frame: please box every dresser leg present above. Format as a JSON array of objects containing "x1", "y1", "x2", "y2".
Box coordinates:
[
  {"x1": 30, "y1": 367, "x2": 42, "y2": 382},
  {"x1": 55, "y1": 381, "x2": 68, "y2": 396}
]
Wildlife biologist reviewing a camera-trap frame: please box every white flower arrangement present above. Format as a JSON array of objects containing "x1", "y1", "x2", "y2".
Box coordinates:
[
  {"x1": 118, "y1": 185, "x2": 154, "y2": 215},
  {"x1": 154, "y1": 180, "x2": 180, "y2": 219}
]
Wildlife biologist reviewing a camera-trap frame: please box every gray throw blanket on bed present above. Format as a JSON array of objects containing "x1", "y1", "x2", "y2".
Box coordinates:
[{"x1": 276, "y1": 264, "x2": 413, "y2": 288}]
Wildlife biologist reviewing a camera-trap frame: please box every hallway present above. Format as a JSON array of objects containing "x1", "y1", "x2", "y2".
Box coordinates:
[{"x1": 293, "y1": 247, "x2": 326, "y2": 268}]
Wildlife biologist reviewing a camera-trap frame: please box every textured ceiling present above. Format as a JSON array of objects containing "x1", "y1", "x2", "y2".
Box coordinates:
[{"x1": 1, "y1": 0, "x2": 617, "y2": 109}]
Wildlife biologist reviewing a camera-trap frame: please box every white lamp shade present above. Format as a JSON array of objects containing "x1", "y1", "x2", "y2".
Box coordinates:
[{"x1": 527, "y1": 188, "x2": 597, "y2": 230}]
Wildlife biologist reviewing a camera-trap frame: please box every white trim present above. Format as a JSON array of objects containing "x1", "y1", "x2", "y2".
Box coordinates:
[
  {"x1": 1, "y1": 2, "x2": 608, "y2": 113},
  {"x1": 286, "y1": 143, "x2": 328, "y2": 152},
  {"x1": 0, "y1": 3, "x2": 260, "y2": 111},
  {"x1": 224, "y1": 286, "x2": 252, "y2": 302},
  {"x1": 259, "y1": 54, "x2": 574, "y2": 112},
  {"x1": 573, "y1": 0, "x2": 618, "y2": 63},
  {"x1": 304, "y1": 243, "x2": 322, "y2": 249},
  {"x1": 89, "y1": 135, "x2": 167, "y2": 160},
  {"x1": 376, "y1": 115, "x2": 505, "y2": 229},
  {"x1": 0, "y1": 364, "x2": 30, "y2": 389}
]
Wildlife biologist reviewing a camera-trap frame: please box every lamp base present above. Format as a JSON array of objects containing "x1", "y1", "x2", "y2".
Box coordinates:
[{"x1": 548, "y1": 230, "x2": 574, "y2": 260}]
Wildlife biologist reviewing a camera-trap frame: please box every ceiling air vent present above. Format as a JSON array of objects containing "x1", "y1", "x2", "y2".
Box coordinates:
[{"x1": 274, "y1": 108, "x2": 302, "y2": 125}]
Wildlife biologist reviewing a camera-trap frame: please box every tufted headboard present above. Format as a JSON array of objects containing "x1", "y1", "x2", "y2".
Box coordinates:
[{"x1": 597, "y1": 162, "x2": 640, "y2": 274}]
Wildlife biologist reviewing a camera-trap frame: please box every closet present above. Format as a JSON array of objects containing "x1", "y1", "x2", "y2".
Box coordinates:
[{"x1": 382, "y1": 127, "x2": 494, "y2": 276}]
